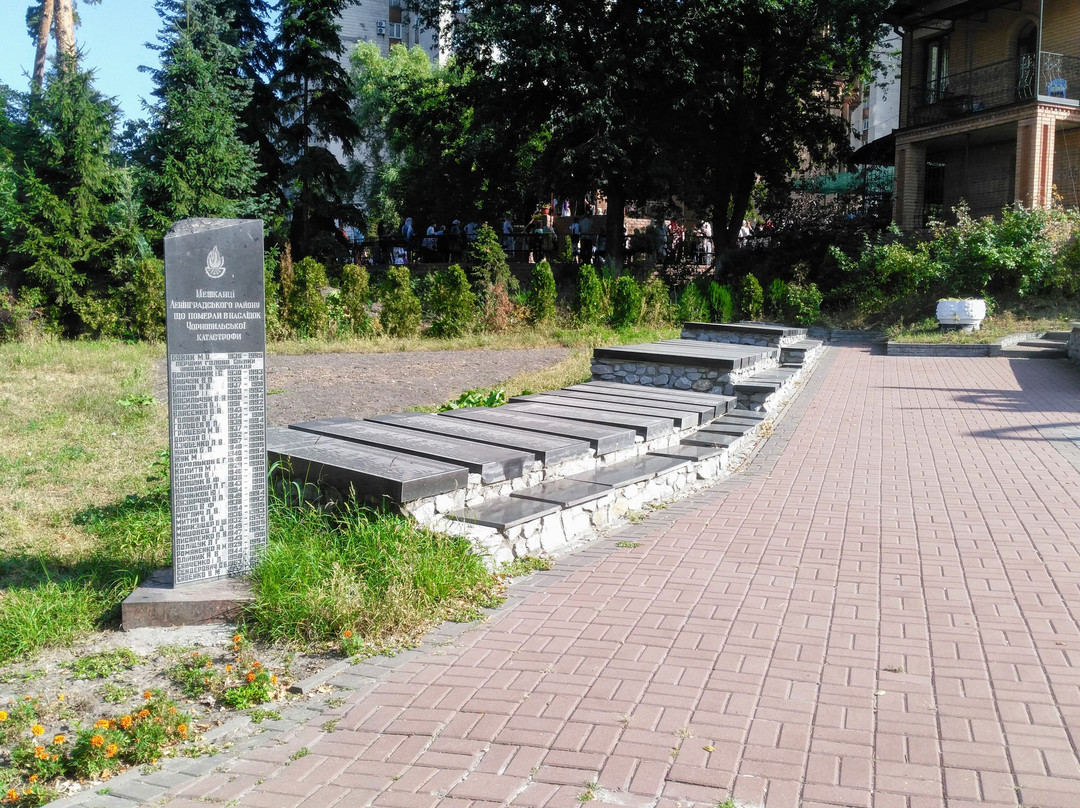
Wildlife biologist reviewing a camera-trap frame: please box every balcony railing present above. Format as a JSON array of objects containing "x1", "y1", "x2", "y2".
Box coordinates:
[{"x1": 908, "y1": 51, "x2": 1080, "y2": 127}]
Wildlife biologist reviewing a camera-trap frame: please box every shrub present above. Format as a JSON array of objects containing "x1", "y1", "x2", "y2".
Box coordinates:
[
  {"x1": 480, "y1": 280, "x2": 514, "y2": 332},
  {"x1": 424, "y1": 263, "x2": 475, "y2": 338},
  {"x1": 467, "y1": 224, "x2": 515, "y2": 292},
  {"x1": 277, "y1": 244, "x2": 296, "y2": 331},
  {"x1": 782, "y1": 282, "x2": 823, "y2": 326},
  {"x1": 610, "y1": 275, "x2": 643, "y2": 328},
  {"x1": 287, "y1": 257, "x2": 330, "y2": 338},
  {"x1": 641, "y1": 276, "x2": 675, "y2": 325},
  {"x1": 340, "y1": 263, "x2": 373, "y2": 336},
  {"x1": 127, "y1": 257, "x2": 165, "y2": 341},
  {"x1": 575, "y1": 264, "x2": 604, "y2": 324},
  {"x1": 765, "y1": 278, "x2": 788, "y2": 320},
  {"x1": 527, "y1": 260, "x2": 557, "y2": 325},
  {"x1": 379, "y1": 265, "x2": 421, "y2": 338},
  {"x1": 558, "y1": 234, "x2": 574, "y2": 263},
  {"x1": 263, "y1": 248, "x2": 285, "y2": 340},
  {"x1": 829, "y1": 227, "x2": 938, "y2": 317},
  {"x1": 677, "y1": 282, "x2": 709, "y2": 323},
  {"x1": 706, "y1": 281, "x2": 734, "y2": 323},
  {"x1": 737, "y1": 273, "x2": 764, "y2": 320}
]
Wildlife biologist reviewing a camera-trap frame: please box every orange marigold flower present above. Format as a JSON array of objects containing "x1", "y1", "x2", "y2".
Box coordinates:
[
  {"x1": 105, "y1": 743, "x2": 118, "y2": 759},
  {"x1": 94, "y1": 719, "x2": 110, "y2": 730},
  {"x1": 246, "y1": 672, "x2": 256, "y2": 683},
  {"x1": 225, "y1": 665, "x2": 232, "y2": 673},
  {"x1": 177, "y1": 723, "x2": 188, "y2": 736},
  {"x1": 28, "y1": 776, "x2": 37, "y2": 784},
  {"x1": 252, "y1": 661, "x2": 261, "y2": 669},
  {"x1": 6, "y1": 789, "x2": 18, "y2": 803},
  {"x1": 233, "y1": 634, "x2": 241, "y2": 643},
  {"x1": 119, "y1": 715, "x2": 133, "y2": 729},
  {"x1": 33, "y1": 746, "x2": 46, "y2": 759},
  {"x1": 90, "y1": 734, "x2": 105, "y2": 747},
  {"x1": 143, "y1": 690, "x2": 153, "y2": 700},
  {"x1": 169, "y1": 707, "x2": 178, "y2": 715},
  {"x1": 205, "y1": 659, "x2": 212, "y2": 668},
  {"x1": 56, "y1": 693, "x2": 64, "y2": 701},
  {"x1": 270, "y1": 675, "x2": 277, "y2": 684},
  {"x1": 137, "y1": 709, "x2": 150, "y2": 719},
  {"x1": 53, "y1": 734, "x2": 66, "y2": 745},
  {"x1": 30, "y1": 724, "x2": 44, "y2": 736},
  {"x1": 343, "y1": 629, "x2": 354, "y2": 639},
  {"x1": 0, "y1": 711, "x2": 7, "y2": 722}
]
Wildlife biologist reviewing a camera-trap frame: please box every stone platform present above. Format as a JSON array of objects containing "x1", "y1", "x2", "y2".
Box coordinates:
[{"x1": 681, "y1": 320, "x2": 809, "y2": 347}]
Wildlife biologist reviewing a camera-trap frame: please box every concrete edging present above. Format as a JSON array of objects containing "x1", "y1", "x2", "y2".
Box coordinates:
[{"x1": 886, "y1": 331, "x2": 1041, "y2": 357}]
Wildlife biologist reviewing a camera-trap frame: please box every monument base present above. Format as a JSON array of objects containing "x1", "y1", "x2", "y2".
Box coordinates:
[{"x1": 121, "y1": 569, "x2": 254, "y2": 629}]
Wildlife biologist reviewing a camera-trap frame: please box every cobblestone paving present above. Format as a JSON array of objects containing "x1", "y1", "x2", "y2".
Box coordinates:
[{"x1": 147, "y1": 346, "x2": 1080, "y2": 807}]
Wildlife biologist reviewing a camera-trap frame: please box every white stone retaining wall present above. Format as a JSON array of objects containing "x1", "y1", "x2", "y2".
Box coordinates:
[{"x1": 590, "y1": 356, "x2": 777, "y2": 396}]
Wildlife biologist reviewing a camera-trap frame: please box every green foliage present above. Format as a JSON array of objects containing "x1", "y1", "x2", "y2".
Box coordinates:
[
  {"x1": 467, "y1": 224, "x2": 514, "y2": 292},
  {"x1": 126, "y1": 258, "x2": 166, "y2": 342},
  {"x1": 423, "y1": 263, "x2": 476, "y2": 338},
  {"x1": 829, "y1": 225, "x2": 938, "y2": 316},
  {"x1": 575, "y1": 264, "x2": 604, "y2": 324},
  {"x1": 139, "y1": 0, "x2": 265, "y2": 232},
  {"x1": 641, "y1": 276, "x2": 675, "y2": 325},
  {"x1": 677, "y1": 282, "x2": 709, "y2": 323},
  {"x1": 558, "y1": 235, "x2": 574, "y2": 263},
  {"x1": 438, "y1": 388, "x2": 507, "y2": 411},
  {"x1": 339, "y1": 263, "x2": 373, "y2": 336},
  {"x1": 379, "y1": 265, "x2": 421, "y2": 338},
  {"x1": 68, "y1": 649, "x2": 139, "y2": 680},
  {"x1": 737, "y1": 273, "x2": 764, "y2": 320},
  {"x1": 765, "y1": 278, "x2": 788, "y2": 319},
  {"x1": 527, "y1": 260, "x2": 557, "y2": 325},
  {"x1": 706, "y1": 281, "x2": 734, "y2": 323},
  {"x1": 780, "y1": 282, "x2": 823, "y2": 326},
  {"x1": 285, "y1": 256, "x2": 330, "y2": 338},
  {"x1": 245, "y1": 502, "x2": 500, "y2": 646},
  {"x1": 610, "y1": 276, "x2": 643, "y2": 329}
]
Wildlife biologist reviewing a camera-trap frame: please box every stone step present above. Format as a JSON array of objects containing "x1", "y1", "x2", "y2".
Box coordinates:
[
  {"x1": 729, "y1": 409, "x2": 768, "y2": 420},
  {"x1": 512, "y1": 393, "x2": 698, "y2": 430},
  {"x1": 594, "y1": 339, "x2": 775, "y2": 370},
  {"x1": 578, "y1": 381, "x2": 736, "y2": 417},
  {"x1": 440, "y1": 407, "x2": 636, "y2": 456},
  {"x1": 566, "y1": 453, "x2": 692, "y2": 487},
  {"x1": 1042, "y1": 331, "x2": 1072, "y2": 341},
  {"x1": 648, "y1": 443, "x2": 726, "y2": 461},
  {"x1": 1017, "y1": 339, "x2": 1067, "y2": 349},
  {"x1": 541, "y1": 387, "x2": 717, "y2": 424},
  {"x1": 368, "y1": 412, "x2": 591, "y2": 465},
  {"x1": 681, "y1": 321, "x2": 809, "y2": 343},
  {"x1": 779, "y1": 339, "x2": 823, "y2": 365},
  {"x1": 681, "y1": 430, "x2": 740, "y2": 448},
  {"x1": 504, "y1": 401, "x2": 674, "y2": 439},
  {"x1": 701, "y1": 419, "x2": 757, "y2": 437},
  {"x1": 267, "y1": 427, "x2": 468, "y2": 503},
  {"x1": 290, "y1": 417, "x2": 534, "y2": 484}
]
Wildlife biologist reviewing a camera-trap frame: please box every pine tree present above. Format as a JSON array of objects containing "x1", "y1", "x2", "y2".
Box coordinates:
[
  {"x1": 140, "y1": 0, "x2": 264, "y2": 231},
  {"x1": 274, "y1": 0, "x2": 360, "y2": 258},
  {"x1": 10, "y1": 55, "x2": 133, "y2": 333}
]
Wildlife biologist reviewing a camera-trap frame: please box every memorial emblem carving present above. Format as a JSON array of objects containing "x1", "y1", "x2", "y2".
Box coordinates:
[{"x1": 205, "y1": 246, "x2": 227, "y2": 279}]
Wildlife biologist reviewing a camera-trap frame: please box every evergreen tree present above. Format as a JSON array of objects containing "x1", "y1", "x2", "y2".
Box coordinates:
[
  {"x1": 274, "y1": 0, "x2": 361, "y2": 258},
  {"x1": 140, "y1": 0, "x2": 264, "y2": 231},
  {"x1": 9, "y1": 56, "x2": 134, "y2": 333}
]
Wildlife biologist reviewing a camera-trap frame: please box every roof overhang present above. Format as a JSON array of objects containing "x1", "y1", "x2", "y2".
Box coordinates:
[{"x1": 885, "y1": 0, "x2": 1021, "y2": 28}]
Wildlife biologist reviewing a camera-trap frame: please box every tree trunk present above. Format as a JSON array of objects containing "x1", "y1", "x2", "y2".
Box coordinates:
[
  {"x1": 54, "y1": 0, "x2": 76, "y2": 60},
  {"x1": 604, "y1": 187, "x2": 625, "y2": 269},
  {"x1": 32, "y1": 0, "x2": 55, "y2": 88}
]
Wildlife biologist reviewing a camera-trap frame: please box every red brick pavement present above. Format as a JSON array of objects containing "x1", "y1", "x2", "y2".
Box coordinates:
[{"x1": 161, "y1": 347, "x2": 1080, "y2": 808}]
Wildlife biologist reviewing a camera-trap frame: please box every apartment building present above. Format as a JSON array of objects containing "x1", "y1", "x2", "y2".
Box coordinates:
[
  {"x1": 337, "y1": 0, "x2": 447, "y2": 65},
  {"x1": 889, "y1": 0, "x2": 1080, "y2": 229}
]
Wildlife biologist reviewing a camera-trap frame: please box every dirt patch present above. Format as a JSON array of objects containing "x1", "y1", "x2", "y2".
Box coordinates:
[{"x1": 154, "y1": 346, "x2": 571, "y2": 426}]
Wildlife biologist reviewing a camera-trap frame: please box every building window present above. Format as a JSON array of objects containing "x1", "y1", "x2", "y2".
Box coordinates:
[
  {"x1": 924, "y1": 161, "x2": 945, "y2": 225},
  {"x1": 925, "y1": 38, "x2": 949, "y2": 104},
  {"x1": 389, "y1": 22, "x2": 403, "y2": 39}
]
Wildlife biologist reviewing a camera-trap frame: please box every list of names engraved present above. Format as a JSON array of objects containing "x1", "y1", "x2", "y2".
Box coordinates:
[{"x1": 165, "y1": 219, "x2": 267, "y2": 586}]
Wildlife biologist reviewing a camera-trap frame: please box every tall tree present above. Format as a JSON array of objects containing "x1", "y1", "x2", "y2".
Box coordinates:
[
  {"x1": 9, "y1": 55, "x2": 133, "y2": 332},
  {"x1": 27, "y1": 0, "x2": 98, "y2": 87},
  {"x1": 274, "y1": 0, "x2": 361, "y2": 257},
  {"x1": 667, "y1": 0, "x2": 891, "y2": 249},
  {"x1": 139, "y1": 0, "x2": 264, "y2": 231}
]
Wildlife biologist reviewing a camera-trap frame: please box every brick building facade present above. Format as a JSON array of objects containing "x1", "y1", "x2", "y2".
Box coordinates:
[{"x1": 889, "y1": 0, "x2": 1080, "y2": 230}]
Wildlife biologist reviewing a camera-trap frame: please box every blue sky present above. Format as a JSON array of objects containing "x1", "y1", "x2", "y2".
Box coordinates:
[{"x1": 0, "y1": 2, "x2": 162, "y2": 121}]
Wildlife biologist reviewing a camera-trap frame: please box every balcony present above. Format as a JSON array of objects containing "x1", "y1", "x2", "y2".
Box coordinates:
[{"x1": 907, "y1": 51, "x2": 1080, "y2": 127}]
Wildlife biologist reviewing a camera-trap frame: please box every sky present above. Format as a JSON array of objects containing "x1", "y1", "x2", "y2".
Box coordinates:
[{"x1": 0, "y1": 2, "x2": 163, "y2": 121}]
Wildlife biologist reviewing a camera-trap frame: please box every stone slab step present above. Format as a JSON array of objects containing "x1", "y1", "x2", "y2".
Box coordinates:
[
  {"x1": 579, "y1": 381, "x2": 736, "y2": 417},
  {"x1": 594, "y1": 340, "x2": 775, "y2": 370},
  {"x1": 290, "y1": 417, "x2": 533, "y2": 484},
  {"x1": 649, "y1": 443, "x2": 726, "y2": 461},
  {"x1": 504, "y1": 402, "x2": 673, "y2": 440},
  {"x1": 446, "y1": 497, "x2": 562, "y2": 530},
  {"x1": 681, "y1": 430, "x2": 740, "y2": 448},
  {"x1": 683, "y1": 321, "x2": 808, "y2": 338},
  {"x1": 510, "y1": 479, "x2": 612, "y2": 508},
  {"x1": 369, "y1": 412, "x2": 591, "y2": 465},
  {"x1": 511, "y1": 393, "x2": 697, "y2": 430},
  {"x1": 701, "y1": 420, "x2": 756, "y2": 437},
  {"x1": 729, "y1": 410, "x2": 768, "y2": 420},
  {"x1": 267, "y1": 427, "x2": 467, "y2": 502},
  {"x1": 440, "y1": 407, "x2": 636, "y2": 455},
  {"x1": 566, "y1": 453, "x2": 692, "y2": 488},
  {"x1": 1017, "y1": 339, "x2": 1067, "y2": 349},
  {"x1": 716, "y1": 414, "x2": 766, "y2": 427},
  {"x1": 1042, "y1": 331, "x2": 1072, "y2": 341},
  {"x1": 545, "y1": 388, "x2": 717, "y2": 424}
]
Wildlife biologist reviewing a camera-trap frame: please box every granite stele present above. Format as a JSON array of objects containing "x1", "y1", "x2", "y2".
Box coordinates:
[{"x1": 164, "y1": 219, "x2": 267, "y2": 586}]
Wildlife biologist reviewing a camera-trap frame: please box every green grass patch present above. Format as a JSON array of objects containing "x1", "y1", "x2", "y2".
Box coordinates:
[{"x1": 244, "y1": 502, "x2": 503, "y2": 651}]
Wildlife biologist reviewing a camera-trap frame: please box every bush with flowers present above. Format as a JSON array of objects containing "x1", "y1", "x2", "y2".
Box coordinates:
[
  {"x1": 1, "y1": 690, "x2": 194, "y2": 806},
  {"x1": 167, "y1": 635, "x2": 282, "y2": 710}
]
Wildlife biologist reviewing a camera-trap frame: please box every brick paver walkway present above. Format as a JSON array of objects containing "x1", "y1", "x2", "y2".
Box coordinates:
[{"x1": 158, "y1": 346, "x2": 1080, "y2": 808}]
